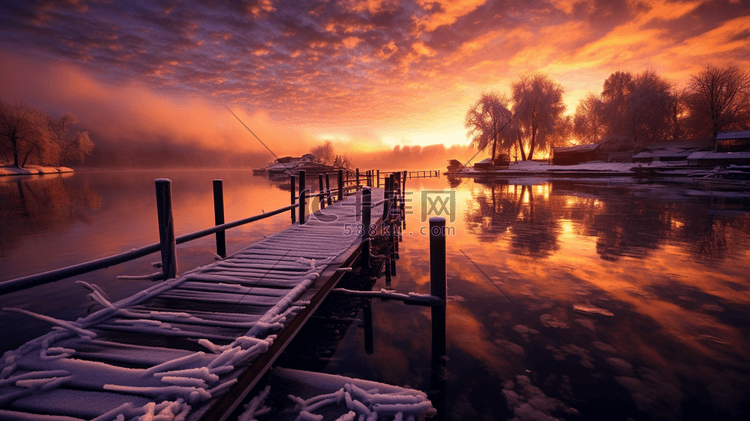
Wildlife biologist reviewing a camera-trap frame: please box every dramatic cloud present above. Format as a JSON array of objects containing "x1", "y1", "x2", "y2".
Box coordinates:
[{"x1": 1, "y1": 0, "x2": 748, "y2": 163}]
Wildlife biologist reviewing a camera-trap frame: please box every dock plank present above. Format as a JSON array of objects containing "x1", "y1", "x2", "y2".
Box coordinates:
[{"x1": 0, "y1": 189, "x2": 385, "y2": 421}]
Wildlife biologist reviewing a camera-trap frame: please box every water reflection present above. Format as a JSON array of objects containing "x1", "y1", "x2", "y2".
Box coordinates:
[
  {"x1": 465, "y1": 180, "x2": 750, "y2": 263},
  {"x1": 0, "y1": 174, "x2": 103, "y2": 258},
  {"x1": 323, "y1": 177, "x2": 750, "y2": 421},
  {"x1": 0, "y1": 169, "x2": 294, "y2": 355}
]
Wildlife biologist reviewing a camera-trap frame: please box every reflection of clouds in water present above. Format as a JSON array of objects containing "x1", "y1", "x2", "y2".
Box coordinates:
[
  {"x1": 494, "y1": 339, "x2": 525, "y2": 356},
  {"x1": 574, "y1": 317, "x2": 596, "y2": 331},
  {"x1": 502, "y1": 375, "x2": 580, "y2": 421},
  {"x1": 546, "y1": 344, "x2": 595, "y2": 369},
  {"x1": 512, "y1": 324, "x2": 539, "y2": 343},
  {"x1": 540, "y1": 313, "x2": 570, "y2": 329},
  {"x1": 592, "y1": 341, "x2": 618, "y2": 354},
  {"x1": 615, "y1": 367, "x2": 683, "y2": 420},
  {"x1": 606, "y1": 357, "x2": 633, "y2": 376}
]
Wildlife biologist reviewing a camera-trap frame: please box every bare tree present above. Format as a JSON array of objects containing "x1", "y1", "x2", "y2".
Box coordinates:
[
  {"x1": 49, "y1": 113, "x2": 94, "y2": 165},
  {"x1": 687, "y1": 65, "x2": 750, "y2": 138},
  {"x1": 573, "y1": 93, "x2": 606, "y2": 144},
  {"x1": 0, "y1": 99, "x2": 93, "y2": 168},
  {"x1": 465, "y1": 92, "x2": 517, "y2": 161},
  {"x1": 310, "y1": 140, "x2": 335, "y2": 165},
  {"x1": 0, "y1": 100, "x2": 54, "y2": 167},
  {"x1": 627, "y1": 70, "x2": 675, "y2": 147},
  {"x1": 512, "y1": 73, "x2": 566, "y2": 160},
  {"x1": 332, "y1": 154, "x2": 351, "y2": 170}
]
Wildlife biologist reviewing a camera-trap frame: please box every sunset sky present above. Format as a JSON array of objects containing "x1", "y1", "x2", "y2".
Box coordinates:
[{"x1": 1, "y1": 0, "x2": 749, "y2": 164}]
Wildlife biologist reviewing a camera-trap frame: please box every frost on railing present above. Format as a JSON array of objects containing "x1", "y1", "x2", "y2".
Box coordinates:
[
  {"x1": 0, "y1": 191, "x2": 381, "y2": 420},
  {"x1": 0, "y1": 265, "x2": 327, "y2": 420},
  {"x1": 271, "y1": 368, "x2": 437, "y2": 421}
]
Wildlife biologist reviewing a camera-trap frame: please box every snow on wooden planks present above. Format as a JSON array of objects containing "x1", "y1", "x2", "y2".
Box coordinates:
[{"x1": 0, "y1": 189, "x2": 384, "y2": 421}]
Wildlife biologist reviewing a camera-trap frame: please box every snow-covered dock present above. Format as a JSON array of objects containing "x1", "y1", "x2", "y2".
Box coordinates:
[{"x1": 0, "y1": 188, "x2": 386, "y2": 421}]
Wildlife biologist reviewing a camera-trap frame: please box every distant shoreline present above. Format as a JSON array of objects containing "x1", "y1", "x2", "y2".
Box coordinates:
[{"x1": 0, "y1": 165, "x2": 74, "y2": 177}]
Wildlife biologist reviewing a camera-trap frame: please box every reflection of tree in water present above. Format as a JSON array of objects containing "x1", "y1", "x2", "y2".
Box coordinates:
[
  {"x1": 553, "y1": 183, "x2": 675, "y2": 261},
  {"x1": 464, "y1": 181, "x2": 559, "y2": 258},
  {"x1": 446, "y1": 174, "x2": 462, "y2": 188},
  {"x1": 0, "y1": 175, "x2": 103, "y2": 256},
  {"x1": 466, "y1": 180, "x2": 750, "y2": 262},
  {"x1": 680, "y1": 208, "x2": 750, "y2": 264}
]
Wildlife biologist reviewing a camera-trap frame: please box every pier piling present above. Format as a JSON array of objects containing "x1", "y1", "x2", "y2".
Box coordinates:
[
  {"x1": 290, "y1": 175, "x2": 296, "y2": 224},
  {"x1": 429, "y1": 216, "x2": 447, "y2": 420},
  {"x1": 319, "y1": 174, "x2": 325, "y2": 209},
  {"x1": 213, "y1": 179, "x2": 226, "y2": 258},
  {"x1": 338, "y1": 170, "x2": 344, "y2": 202},
  {"x1": 155, "y1": 179, "x2": 177, "y2": 279},
  {"x1": 298, "y1": 170, "x2": 306, "y2": 225},
  {"x1": 362, "y1": 187, "x2": 372, "y2": 268}
]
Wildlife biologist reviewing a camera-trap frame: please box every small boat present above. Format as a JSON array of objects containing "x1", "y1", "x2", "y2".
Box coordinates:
[{"x1": 257, "y1": 154, "x2": 336, "y2": 179}]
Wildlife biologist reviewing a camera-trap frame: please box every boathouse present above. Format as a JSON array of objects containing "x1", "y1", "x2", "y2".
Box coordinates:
[
  {"x1": 715, "y1": 131, "x2": 750, "y2": 152},
  {"x1": 551, "y1": 143, "x2": 600, "y2": 165},
  {"x1": 687, "y1": 132, "x2": 750, "y2": 166}
]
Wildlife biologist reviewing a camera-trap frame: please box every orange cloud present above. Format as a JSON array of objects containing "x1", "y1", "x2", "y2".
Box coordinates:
[
  {"x1": 413, "y1": 0, "x2": 486, "y2": 32},
  {"x1": 0, "y1": 50, "x2": 323, "y2": 163}
]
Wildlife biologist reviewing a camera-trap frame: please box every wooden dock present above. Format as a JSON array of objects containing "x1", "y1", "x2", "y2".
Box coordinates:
[{"x1": 0, "y1": 188, "x2": 387, "y2": 421}]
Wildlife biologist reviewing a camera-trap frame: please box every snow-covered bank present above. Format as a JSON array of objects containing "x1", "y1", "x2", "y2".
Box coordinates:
[
  {"x1": 0, "y1": 165, "x2": 74, "y2": 176},
  {"x1": 455, "y1": 160, "x2": 660, "y2": 174}
]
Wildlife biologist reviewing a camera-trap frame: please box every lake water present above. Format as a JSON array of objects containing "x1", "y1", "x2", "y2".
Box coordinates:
[{"x1": 2, "y1": 170, "x2": 750, "y2": 420}]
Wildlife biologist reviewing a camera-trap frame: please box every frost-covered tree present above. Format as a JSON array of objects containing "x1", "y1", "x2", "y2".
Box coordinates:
[
  {"x1": 49, "y1": 113, "x2": 94, "y2": 165},
  {"x1": 512, "y1": 74, "x2": 566, "y2": 160},
  {"x1": 601, "y1": 71, "x2": 635, "y2": 138},
  {"x1": 0, "y1": 99, "x2": 93, "y2": 167},
  {"x1": 598, "y1": 70, "x2": 677, "y2": 147},
  {"x1": 310, "y1": 140, "x2": 335, "y2": 165},
  {"x1": 573, "y1": 93, "x2": 606, "y2": 144},
  {"x1": 464, "y1": 92, "x2": 517, "y2": 160},
  {"x1": 332, "y1": 154, "x2": 351, "y2": 170},
  {"x1": 627, "y1": 70, "x2": 675, "y2": 147}
]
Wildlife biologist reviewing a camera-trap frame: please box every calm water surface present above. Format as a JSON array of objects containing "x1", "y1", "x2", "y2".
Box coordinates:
[
  {"x1": 1, "y1": 169, "x2": 294, "y2": 353},
  {"x1": 319, "y1": 176, "x2": 750, "y2": 421},
  {"x1": 2, "y1": 171, "x2": 750, "y2": 420}
]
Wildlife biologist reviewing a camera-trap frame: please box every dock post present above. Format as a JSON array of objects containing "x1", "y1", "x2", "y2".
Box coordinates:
[
  {"x1": 429, "y1": 216, "x2": 447, "y2": 420},
  {"x1": 318, "y1": 173, "x2": 325, "y2": 209},
  {"x1": 338, "y1": 170, "x2": 344, "y2": 201},
  {"x1": 298, "y1": 170, "x2": 306, "y2": 225},
  {"x1": 388, "y1": 173, "x2": 401, "y2": 256},
  {"x1": 326, "y1": 173, "x2": 332, "y2": 205},
  {"x1": 376, "y1": 170, "x2": 380, "y2": 188},
  {"x1": 401, "y1": 171, "x2": 407, "y2": 230},
  {"x1": 356, "y1": 168, "x2": 360, "y2": 190},
  {"x1": 290, "y1": 175, "x2": 296, "y2": 224},
  {"x1": 429, "y1": 217, "x2": 446, "y2": 302},
  {"x1": 384, "y1": 255, "x2": 392, "y2": 287},
  {"x1": 362, "y1": 187, "x2": 372, "y2": 268},
  {"x1": 213, "y1": 179, "x2": 226, "y2": 259},
  {"x1": 155, "y1": 179, "x2": 177, "y2": 279},
  {"x1": 364, "y1": 300, "x2": 374, "y2": 354}
]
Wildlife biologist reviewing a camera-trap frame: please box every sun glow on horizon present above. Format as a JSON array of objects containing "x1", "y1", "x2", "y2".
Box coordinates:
[{"x1": 0, "y1": 0, "x2": 747, "y2": 165}]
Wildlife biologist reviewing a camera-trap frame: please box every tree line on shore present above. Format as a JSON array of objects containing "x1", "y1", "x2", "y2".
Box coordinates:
[
  {"x1": 466, "y1": 65, "x2": 750, "y2": 161},
  {"x1": 0, "y1": 98, "x2": 94, "y2": 168}
]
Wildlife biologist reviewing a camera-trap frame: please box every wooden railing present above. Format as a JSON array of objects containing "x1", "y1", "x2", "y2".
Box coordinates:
[
  {"x1": 0, "y1": 170, "x2": 358, "y2": 296},
  {"x1": 0, "y1": 168, "x2": 413, "y2": 296}
]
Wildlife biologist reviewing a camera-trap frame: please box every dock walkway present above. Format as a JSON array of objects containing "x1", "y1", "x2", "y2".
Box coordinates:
[{"x1": 0, "y1": 189, "x2": 385, "y2": 421}]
